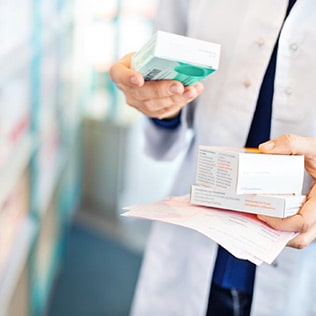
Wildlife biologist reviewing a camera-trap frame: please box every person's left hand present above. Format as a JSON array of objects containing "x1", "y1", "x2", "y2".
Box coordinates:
[{"x1": 258, "y1": 134, "x2": 316, "y2": 249}]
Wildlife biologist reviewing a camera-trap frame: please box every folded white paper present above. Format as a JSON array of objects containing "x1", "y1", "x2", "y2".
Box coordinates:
[{"x1": 122, "y1": 195, "x2": 297, "y2": 265}]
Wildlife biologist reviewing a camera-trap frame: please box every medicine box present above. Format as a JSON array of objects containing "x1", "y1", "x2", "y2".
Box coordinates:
[
  {"x1": 196, "y1": 146, "x2": 304, "y2": 195},
  {"x1": 190, "y1": 184, "x2": 305, "y2": 218},
  {"x1": 131, "y1": 30, "x2": 221, "y2": 86}
]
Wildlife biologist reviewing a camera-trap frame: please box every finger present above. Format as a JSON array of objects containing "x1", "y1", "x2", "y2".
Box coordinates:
[
  {"x1": 257, "y1": 213, "x2": 304, "y2": 232},
  {"x1": 287, "y1": 230, "x2": 316, "y2": 249},
  {"x1": 128, "y1": 80, "x2": 185, "y2": 100},
  {"x1": 109, "y1": 53, "x2": 144, "y2": 87},
  {"x1": 259, "y1": 133, "x2": 316, "y2": 157},
  {"x1": 164, "y1": 84, "x2": 204, "y2": 105},
  {"x1": 125, "y1": 93, "x2": 190, "y2": 117},
  {"x1": 123, "y1": 81, "x2": 202, "y2": 108},
  {"x1": 287, "y1": 186, "x2": 316, "y2": 248},
  {"x1": 133, "y1": 72, "x2": 204, "y2": 100},
  {"x1": 259, "y1": 134, "x2": 316, "y2": 179},
  {"x1": 183, "y1": 82, "x2": 204, "y2": 99},
  {"x1": 258, "y1": 193, "x2": 316, "y2": 231},
  {"x1": 145, "y1": 87, "x2": 202, "y2": 114}
]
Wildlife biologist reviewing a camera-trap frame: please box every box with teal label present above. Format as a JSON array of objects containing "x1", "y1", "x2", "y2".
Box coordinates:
[{"x1": 131, "y1": 31, "x2": 221, "y2": 86}]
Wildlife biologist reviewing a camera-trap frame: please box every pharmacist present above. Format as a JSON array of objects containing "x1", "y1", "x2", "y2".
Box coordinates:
[{"x1": 110, "y1": 1, "x2": 316, "y2": 315}]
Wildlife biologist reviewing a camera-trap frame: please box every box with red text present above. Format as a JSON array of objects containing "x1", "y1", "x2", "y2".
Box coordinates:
[
  {"x1": 195, "y1": 146, "x2": 304, "y2": 195},
  {"x1": 190, "y1": 184, "x2": 305, "y2": 218}
]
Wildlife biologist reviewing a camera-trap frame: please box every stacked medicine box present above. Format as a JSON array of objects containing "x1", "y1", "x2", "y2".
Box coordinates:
[{"x1": 190, "y1": 146, "x2": 306, "y2": 218}]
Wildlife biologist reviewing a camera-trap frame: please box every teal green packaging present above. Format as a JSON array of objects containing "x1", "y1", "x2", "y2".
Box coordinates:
[{"x1": 131, "y1": 31, "x2": 221, "y2": 86}]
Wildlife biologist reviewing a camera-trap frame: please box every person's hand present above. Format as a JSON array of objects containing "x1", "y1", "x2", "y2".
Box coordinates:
[
  {"x1": 109, "y1": 53, "x2": 204, "y2": 119},
  {"x1": 258, "y1": 134, "x2": 316, "y2": 249}
]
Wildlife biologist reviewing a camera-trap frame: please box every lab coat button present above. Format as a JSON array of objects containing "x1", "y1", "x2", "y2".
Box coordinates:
[
  {"x1": 285, "y1": 88, "x2": 293, "y2": 95},
  {"x1": 256, "y1": 37, "x2": 265, "y2": 47},
  {"x1": 290, "y1": 43, "x2": 298, "y2": 51},
  {"x1": 243, "y1": 80, "x2": 251, "y2": 88}
]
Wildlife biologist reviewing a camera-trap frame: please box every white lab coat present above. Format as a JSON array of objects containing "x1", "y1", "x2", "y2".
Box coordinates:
[{"x1": 130, "y1": 1, "x2": 316, "y2": 315}]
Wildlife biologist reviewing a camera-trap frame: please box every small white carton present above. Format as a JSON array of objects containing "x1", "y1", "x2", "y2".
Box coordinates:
[
  {"x1": 190, "y1": 184, "x2": 305, "y2": 218},
  {"x1": 196, "y1": 146, "x2": 304, "y2": 195},
  {"x1": 131, "y1": 30, "x2": 221, "y2": 86}
]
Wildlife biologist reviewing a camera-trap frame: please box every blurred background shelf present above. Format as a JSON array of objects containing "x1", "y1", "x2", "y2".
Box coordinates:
[
  {"x1": 0, "y1": 44, "x2": 33, "y2": 86},
  {"x1": 0, "y1": 0, "x2": 81, "y2": 315},
  {"x1": 0, "y1": 134, "x2": 34, "y2": 208},
  {"x1": 0, "y1": 0, "x2": 187, "y2": 315},
  {"x1": 0, "y1": 217, "x2": 37, "y2": 316}
]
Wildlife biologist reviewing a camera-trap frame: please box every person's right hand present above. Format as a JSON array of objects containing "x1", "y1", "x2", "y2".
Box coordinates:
[
  {"x1": 258, "y1": 134, "x2": 316, "y2": 249},
  {"x1": 109, "y1": 53, "x2": 204, "y2": 119}
]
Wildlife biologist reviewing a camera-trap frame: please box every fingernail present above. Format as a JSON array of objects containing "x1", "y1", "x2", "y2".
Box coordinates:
[
  {"x1": 195, "y1": 83, "x2": 204, "y2": 93},
  {"x1": 130, "y1": 76, "x2": 140, "y2": 85},
  {"x1": 183, "y1": 91, "x2": 195, "y2": 99},
  {"x1": 169, "y1": 84, "x2": 182, "y2": 95}
]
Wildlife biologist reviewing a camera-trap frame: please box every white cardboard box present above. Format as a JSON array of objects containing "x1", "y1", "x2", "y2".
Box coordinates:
[
  {"x1": 190, "y1": 184, "x2": 305, "y2": 218},
  {"x1": 131, "y1": 30, "x2": 221, "y2": 86},
  {"x1": 196, "y1": 146, "x2": 304, "y2": 195}
]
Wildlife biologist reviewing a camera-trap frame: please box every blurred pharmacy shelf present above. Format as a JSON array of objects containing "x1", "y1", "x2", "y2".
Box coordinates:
[
  {"x1": 0, "y1": 134, "x2": 34, "y2": 209},
  {"x1": 0, "y1": 0, "x2": 82, "y2": 315},
  {"x1": 0, "y1": 44, "x2": 33, "y2": 87},
  {"x1": 0, "y1": 0, "x2": 165, "y2": 315},
  {"x1": 0, "y1": 217, "x2": 37, "y2": 316}
]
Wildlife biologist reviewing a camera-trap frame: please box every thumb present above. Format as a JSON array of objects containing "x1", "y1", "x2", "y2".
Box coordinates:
[
  {"x1": 258, "y1": 134, "x2": 315, "y2": 156},
  {"x1": 109, "y1": 52, "x2": 144, "y2": 87}
]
